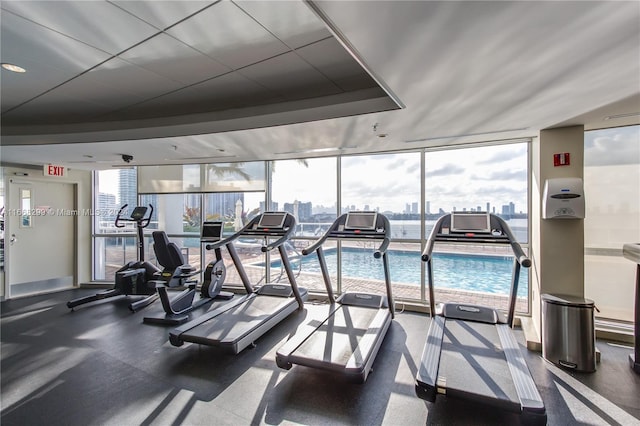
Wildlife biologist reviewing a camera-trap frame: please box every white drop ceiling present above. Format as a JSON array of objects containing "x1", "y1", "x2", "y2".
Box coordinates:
[{"x1": 1, "y1": 0, "x2": 639, "y2": 170}]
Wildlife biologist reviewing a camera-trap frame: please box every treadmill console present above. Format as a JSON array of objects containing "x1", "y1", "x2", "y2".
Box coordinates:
[
  {"x1": 243, "y1": 211, "x2": 293, "y2": 237},
  {"x1": 334, "y1": 211, "x2": 387, "y2": 238},
  {"x1": 257, "y1": 212, "x2": 288, "y2": 229},
  {"x1": 436, "y1": 212, "x2": 508, "y2": 243}
]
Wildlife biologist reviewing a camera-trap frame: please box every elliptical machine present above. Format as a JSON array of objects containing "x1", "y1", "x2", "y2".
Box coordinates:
[
  {"x1": 67, "y1": 204, "x2": 160, "y2": 311},
  {"x1": 142, "y1": 221, "x2": 234, "y2": 325}
]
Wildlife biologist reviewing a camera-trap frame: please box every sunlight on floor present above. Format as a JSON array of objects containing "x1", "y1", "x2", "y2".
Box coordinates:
[{"x1": 547, "y1": 361, "x2": 639, "y2": 426}]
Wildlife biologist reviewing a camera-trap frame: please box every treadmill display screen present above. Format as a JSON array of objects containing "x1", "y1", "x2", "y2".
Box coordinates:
[
  {"x1": 201, "y1": 221, "x2": 223, "y2": 241},
  {"x1": 450, "y1": 212, "x2": 491, "y2": 233},
  {"x1": 344, "y1": 212, "x2": 377, "y2": 230},
  {"x1": 257, "y1": 212, "x2": 287, "y2": 229}
]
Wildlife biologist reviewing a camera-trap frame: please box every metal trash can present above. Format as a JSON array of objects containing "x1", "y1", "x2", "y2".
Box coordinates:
[{"x1": 542, "y1": 293, "x2": 596, "y2": 372}]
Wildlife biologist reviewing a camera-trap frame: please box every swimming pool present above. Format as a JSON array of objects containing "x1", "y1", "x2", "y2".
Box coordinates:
[{"x1": 267, "y1": 247, "x2": 528, "y2": 297}]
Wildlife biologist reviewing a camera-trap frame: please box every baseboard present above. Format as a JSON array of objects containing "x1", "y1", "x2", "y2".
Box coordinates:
[{"x1": 520, "y1": 316, "x2": 542, "y2": 352}]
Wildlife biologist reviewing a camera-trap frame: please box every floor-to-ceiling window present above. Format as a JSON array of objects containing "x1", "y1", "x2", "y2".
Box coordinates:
[
  {"x1": 341, "y1": 152, "x2": 422, "y2": 300},
  {"x1": 91, "y1": 142, "x2": 531, "y2": 313},
  {"x1": 270, "y1": 158, "x2": 338, "y2": 293},
  {"x1": 93, "y1": 168, "x2": 141, "y2": 281},
  {"x1": 424, "y1": 142, "x2": 529, "y2": 312},
  {"x1": 584, "y1": 125, "x2": 640, "y2": 325}
]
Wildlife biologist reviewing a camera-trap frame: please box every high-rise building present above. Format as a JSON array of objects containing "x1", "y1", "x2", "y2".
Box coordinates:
[
  {"x1": 501, "y1": 202, "x2": 516, "y2": 217},
  {"x1": 206, "y1": 193, "x2": 245, "y2": 219},
  {"x1": 97, "y1": 192, "x2": 117, "y2": 221},
  {"x1": 118, "y1": 169, "x2": 137, "y2": 209}
]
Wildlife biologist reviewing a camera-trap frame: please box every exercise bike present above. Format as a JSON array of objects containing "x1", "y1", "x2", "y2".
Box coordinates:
[
  {"x1": 142, "y1": 221, "x2": 234, "y2": 325},
  {"x1": 67, "y1": 204, "x2": 160, "y2": 311}
]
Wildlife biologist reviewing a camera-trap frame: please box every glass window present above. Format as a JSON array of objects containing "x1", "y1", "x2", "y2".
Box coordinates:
[
  {"x1": 341, "y1": 152, "x2": 422, "y2": 298},
  {"x1": 584, "y1": 125, "x2": 640, "y2": 322},
  {"x1": 204, "y1": 162, "x2": 265, "y2": 192},
  {"x1": 93, "y1": 169, "x2": 140, "y2": 281},
  {"x1": 94, "y1": 169, "x2": 137, "y2": 234},
  {"x1": 271, "y1": 158, "x2": 337, "y2": 236},
  {"x1": 269, "y1": 158, "x2": 338, "y2": 293},
  {"x1": 425, "y1": 143, "x2": 528, "y2": 241},
  {"x1": 202, "y1": 191, "x2": 265, "y2": 287},
  {"x1": 137, "y1": 161, "x2": 265, "y2": 194},
  {"x1": 424, "y1": 143, "x2": 529, "y2": 312},
  {"x1": 139, "y1": 193, "x2": 201, "y2": 270}
]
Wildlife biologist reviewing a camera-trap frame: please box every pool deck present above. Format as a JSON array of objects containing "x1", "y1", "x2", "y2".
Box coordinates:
[
  {"x1": 235, "y1": 265, "x2": 529, "y2": 314},
  {"x1": 103, "y1": 243, "x2": 529, "y2": 314}
]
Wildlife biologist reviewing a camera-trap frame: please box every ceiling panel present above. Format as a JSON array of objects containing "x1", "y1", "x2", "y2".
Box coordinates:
[
  {"x1": 118, "y1": 33, "x2": 231, "y2": 86},
  {"x1": 1, "y1": 91, "x2": 113, "y2": 126},
  {"x1": 110, "y1": 0, "x2": 213, "y2": 30},
  {"x1": 234, "y1": 0, "x2": 332, "y2": 49},
  {"x1": 3, "y1": 1, "x2": 635, "y2": 173},
  {"x1": 0, "y1": 11, "x2": 112, "y2": 111},
  {"x1": 295, "y1": 37, "x2": 377, "y2": 91},
  {"x1": 106, "y1": 72, "x2": 281, "y2": 120},
  {"x1": 166, "y1": 0, "x2": 289, "y2": 69},
  {"x1": 0, "y1": 0, "x2": 159, "y2": 55},
  {"x1": 4, "y1": 57, "x2": 186, "y2": 125},
  {"x1": 238, "y1": 51, "x2": 342, "y2": 101}
]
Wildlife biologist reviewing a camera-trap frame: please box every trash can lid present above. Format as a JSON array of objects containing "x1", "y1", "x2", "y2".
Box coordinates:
[{"x1": 542, "y1": 293, "x2": 594, "y2": 307}]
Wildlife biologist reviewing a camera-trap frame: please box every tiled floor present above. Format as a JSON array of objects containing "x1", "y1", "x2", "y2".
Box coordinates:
[{"x1": 1, "y1": 288, "x2": 638, "y2": 425}]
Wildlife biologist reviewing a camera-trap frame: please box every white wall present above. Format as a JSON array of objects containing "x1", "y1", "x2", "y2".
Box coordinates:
[{"x1": 531, "y1": 126, "x2": 585, "y2": 338}]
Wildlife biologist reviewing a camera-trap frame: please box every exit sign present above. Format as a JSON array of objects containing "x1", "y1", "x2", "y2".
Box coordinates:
[{"x1": 44, "y1": 164, "x2": 65, "y2": 177}]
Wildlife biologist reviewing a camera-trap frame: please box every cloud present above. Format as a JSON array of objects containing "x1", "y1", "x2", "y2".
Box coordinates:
[
  {"x1": 477, "y1": 145, "x2": 527, "y2": 164},
  {"x1": 426, "y1": 163, "x2": 465, "y2": 177},
  {"x1": 471, "y1": 169, "x2": 527, "y2": 181},
  {"x1": 584, "y1": 126, "x2": 640, "y2": 166}
]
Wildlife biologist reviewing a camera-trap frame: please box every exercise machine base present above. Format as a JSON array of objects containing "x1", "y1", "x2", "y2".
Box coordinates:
[{"x1": 630, "y1": 354, "x2": 640, "y2": 374}]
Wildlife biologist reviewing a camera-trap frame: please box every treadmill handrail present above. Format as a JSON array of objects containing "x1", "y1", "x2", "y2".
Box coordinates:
[
  {"x1": 302, "y1": 213, "x2": 391, "y2": 256},
  {"x1": 263, "y1": 231, "x2": 294, "y2": 252},
  {"x1": 205, "y1": 212, "x2": 295, "y2": 252},
  {"x1": 422, "y1": 213, "x2": 531, "y2": 319}
]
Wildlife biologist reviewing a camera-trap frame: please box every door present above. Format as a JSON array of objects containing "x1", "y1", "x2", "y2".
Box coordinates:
[{"x1": 6, "y1": 179, "x2": 76, "y2": 298}]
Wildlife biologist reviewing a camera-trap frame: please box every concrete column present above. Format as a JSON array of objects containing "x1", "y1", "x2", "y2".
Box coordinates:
[{"x1": 530, "y1": 126, "x2": 585, "y2": 342}]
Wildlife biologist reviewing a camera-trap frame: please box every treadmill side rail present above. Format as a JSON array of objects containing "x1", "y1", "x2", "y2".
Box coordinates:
[
  {"x1": 276, "y1": 303, "x2": 341, "y2": 370},
  {"x1": 496, "y1": 324, "x2": 547, "y2": 423},
  {"x1": 345, "y1": 309, "x2": 392, "y2": 383},
  {"x1": 415, "y1": 315, "x2": 445, "y2": 402},
  {"x1": 169, "y1": 294, "x2": 253, "y2": 346}
]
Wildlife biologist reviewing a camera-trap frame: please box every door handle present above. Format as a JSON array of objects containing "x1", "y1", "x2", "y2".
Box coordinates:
[{"x1": 10, "y1": 234, "x2": 17, "y2": 245}]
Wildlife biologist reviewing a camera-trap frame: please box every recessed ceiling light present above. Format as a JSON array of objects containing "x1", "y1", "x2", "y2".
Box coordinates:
[
  {"x1": 276, "y1": 146, "x2": 358, "y2": 155},
  {"x1": 1, "y1": 63, "x2": 26, "y2": 73},
  {"x1": 604, "y1": 112, "x2": 640, "y2": 120}
]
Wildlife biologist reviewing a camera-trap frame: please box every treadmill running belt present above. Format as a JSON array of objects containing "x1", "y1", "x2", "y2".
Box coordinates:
[
  {"x1": 180, "y1": 295, "x2": 294, "y2": 344},
  {"x1": 439, "y1": 319, "x2": 520, "y2": 409},
  {"x1": 291, "y1": 305, "x2": 380, "y2": 368}
]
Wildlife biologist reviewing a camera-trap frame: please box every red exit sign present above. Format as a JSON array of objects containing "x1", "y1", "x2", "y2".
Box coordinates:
[{"x1": 44, "y1": 164, "x2": 65, "y2": 177}]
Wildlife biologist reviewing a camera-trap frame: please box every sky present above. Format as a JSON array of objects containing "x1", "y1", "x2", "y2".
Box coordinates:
[
  {"x1": 95, "y1": 124, "x2": 639, "y2": 216},
  {"x1": 271, "y1": 142, "x2": 529, "y2": 214}
]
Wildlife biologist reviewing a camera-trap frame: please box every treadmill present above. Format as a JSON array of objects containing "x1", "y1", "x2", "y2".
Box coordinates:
[
  {"x1": 415, "y1": 212, "x2": 546, "y2": 424},
  {"x1": 169, "y1": 212, "x2": 307, "y2": 354},
  {"x1": 276, "y1": 211, "x2": 394, "y2": 383}
]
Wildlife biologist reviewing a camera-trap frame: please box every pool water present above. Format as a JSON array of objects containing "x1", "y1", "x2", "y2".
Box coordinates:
[{"x1": 269, "y1": 247, "x2": 528, "y2": 297}]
